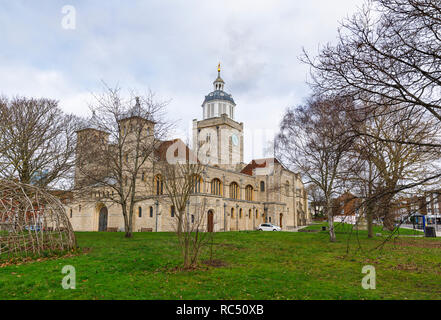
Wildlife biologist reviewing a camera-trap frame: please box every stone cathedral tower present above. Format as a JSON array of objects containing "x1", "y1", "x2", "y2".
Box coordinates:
[{"x1": 193, "y1": 64, "x2": 244, "y2": 170}]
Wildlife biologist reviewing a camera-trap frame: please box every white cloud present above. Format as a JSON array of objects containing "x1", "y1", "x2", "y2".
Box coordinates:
[{"x1": 0, "y1": 0, "x2": 366, "y2": 162}]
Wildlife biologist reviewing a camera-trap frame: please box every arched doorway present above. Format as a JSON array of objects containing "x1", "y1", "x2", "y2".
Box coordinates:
[
  {"x1": 207, "y1": 210, "x2": 214, "y2": 233},
  {"x1": 280, "y1": 213, "x2": 283, "y2": 228},
  {"x1": 98, "y1": 206, "x2": 108, "y2": 232}
]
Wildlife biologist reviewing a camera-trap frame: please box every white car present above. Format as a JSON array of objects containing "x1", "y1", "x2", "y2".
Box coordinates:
[{"x1": 257, "y1": 223, "x2": 281, "y2": 231}]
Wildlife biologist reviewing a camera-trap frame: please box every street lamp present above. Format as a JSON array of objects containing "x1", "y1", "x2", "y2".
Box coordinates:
[
  {"x1": 253, "y1": 205, "x2": 256, "y2": 230},
  {"x1": 236, "y1": 204, "x2": 239, "y2": 231},
  {"x1": 155, "y1": 199, "x2": 159, "y2": 232},
  {"x1": 187, "y1": 199, "x2": 190, "y2": 232},
  {"x1": 223, "y1": 202, "x2": 227, "y2": 232}
]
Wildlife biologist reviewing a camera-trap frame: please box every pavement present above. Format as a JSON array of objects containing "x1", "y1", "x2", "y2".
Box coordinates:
[
  {"x1": 283, "y1": 225, "x2": 314, "y2": 232},
  {"x1": 400, "y1": 224, "x2": 441, "y2": 237}
]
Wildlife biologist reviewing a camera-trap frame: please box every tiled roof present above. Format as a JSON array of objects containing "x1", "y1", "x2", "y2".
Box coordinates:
[
  {"x1": 240, "y1": 158, "x2": 281, "y2": 176},
  {"x1": 154, "y1": 139, "x2": 198, "y2": 163}
]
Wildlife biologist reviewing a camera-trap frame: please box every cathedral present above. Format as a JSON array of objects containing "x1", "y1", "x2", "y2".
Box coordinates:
[{"x1": 67, "y1": 66, "x2": 310, "y2": 232}]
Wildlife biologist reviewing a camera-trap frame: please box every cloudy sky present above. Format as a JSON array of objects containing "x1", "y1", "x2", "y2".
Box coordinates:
[{"x1": 0, "y1": 0, "x2": 365, "y2": 162}]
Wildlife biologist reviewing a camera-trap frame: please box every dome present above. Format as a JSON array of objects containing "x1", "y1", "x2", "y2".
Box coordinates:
[{"x1": 203, "y1": 90, "x2": 236, "y2": 105}]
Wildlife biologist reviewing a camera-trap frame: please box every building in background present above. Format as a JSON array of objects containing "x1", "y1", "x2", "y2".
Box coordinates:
[{"x1": 66, "y1": 66, "x2": 310, "y2": 232}]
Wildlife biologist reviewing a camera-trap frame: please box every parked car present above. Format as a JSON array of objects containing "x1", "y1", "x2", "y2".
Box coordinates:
[{"x1": 257, "y1": 223, "x2": 281, "y2": 231}]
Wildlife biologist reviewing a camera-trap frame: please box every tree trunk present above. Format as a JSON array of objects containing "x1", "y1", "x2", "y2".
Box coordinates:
[
  {"x1": 326, "y1": 198, "x2": 336, "y2": 242},
  {"x1": 122, "y1": 204, "x2": 133, "y2": 238},
  {"x1": 366, "y1": 204, "x2": 374, "y2": 238}
]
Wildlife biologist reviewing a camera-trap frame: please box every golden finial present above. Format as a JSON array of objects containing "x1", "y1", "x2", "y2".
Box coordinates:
[{"x1": 217, "y1": 63, "x2": 221, "y2": 73}]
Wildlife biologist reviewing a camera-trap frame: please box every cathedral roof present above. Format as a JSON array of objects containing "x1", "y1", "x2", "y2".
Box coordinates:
[
  {"x1": 241, "y1": 158, "x2": 282, "y2": 176},
  {"x1": 154, "y1": 139, "x2": 198, "y2": 163},
  {"x1": 203, "y1": 90, "x2": 236, "y2": 105}
]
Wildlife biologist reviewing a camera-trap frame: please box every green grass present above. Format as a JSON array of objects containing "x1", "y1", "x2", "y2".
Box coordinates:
[{"x1": 0, "y1": 230, "x2": 440, "y2": 300}]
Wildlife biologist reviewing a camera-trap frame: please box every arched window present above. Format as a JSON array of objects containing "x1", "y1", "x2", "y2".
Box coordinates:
[
  {"x1": 211, "y1": 178, "x2": 222, "y2": 196},
  {"x1": 149, "y1": 206, "x2": 153, "y2": 218},
  {"x1": 239, "y1": 208, "x2": 243, "y2": 219},
  {"x1": 155, "y1": 175, "x2": 164, "y2": 195},
  {"x1": 193, "y1": 175, "x2": 203, "y2": 194},
  {"x1": 245, "y1": 185, "x2": 254, "y2": 201},
  {"x1": 231, "y1": 208, "x2": 235, "y2": 219},
  {"x1": 255, "y1": 209, "x2": 258, "y2": 218},
  {"x1": 171, "y1": 205, "x2": 175, "y2": 217},
  {"x1": 260, "y1": 181, "x2": 265, "y2": 192},
  {"x1": 138, "y1": 207, "x2": 142, "y2": 218},
  {"x1": 249, "y1": 209, "x2": 252, "y2": 220},
  {"x1": 230, "y1": 182, "x2": 239, "y2": 199}
]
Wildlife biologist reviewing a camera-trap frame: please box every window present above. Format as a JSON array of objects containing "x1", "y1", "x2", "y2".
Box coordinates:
[
  {"x1": 191, "y1": 215, "x2": 195, "y2": 224},
  {"x1": 256, "y1": 210, "x2": 258, "y2": 218},
  {"x1": 79, "y1": 205, "x2": 81, "y2": 212},
  {"x1": 249, "y1": 209, "x2": 252, "y2": 220},
  {"x1": 269, "y1": 217, "x2": 272, "y2": 223},
  {"x1": 149, "y1": 206, "x2": 153, "y2": 218},
  {"x1": 245, "y1": 185, "x2": 254, "y2": 201},
  {"x1": 230, "y1": 182, "x2": 239, "y2": 199},
  {"x1": 147, "y1": 127, "x2": 150, "y2": 136},
  {"x1": 260, "y1": 181, "x2": 265, "y2": 192},
  {"x1": 211, "y1": 178, "x2": 222, "y2": 196},
  {"x1": 231, "y1": 208, "x2": 235, "y2": 219},
  {"x1": 171, "y1": 205, "x2": 175, "y2": 217},
  {"x1": 155, "y1": 175, "x2": 164, "y2": 195},
  {"x1": 193, "y1": 175, "x2": 202, "y2": 193},
  {"x1": 138, "y1": 207, "x2": 142, "y2": 218},
  {"x1": 285, "y1": 181, "x2": 290, "y2": 196},
  {"x1": 141, "y1": 172, "x2": 145, "y2": 182},
  {"x1": 70, "y1": 209, "x2": 73, "y2": 218},
  {"x1": 239, "y1": 209, "x2": 243, "y2": 219}
]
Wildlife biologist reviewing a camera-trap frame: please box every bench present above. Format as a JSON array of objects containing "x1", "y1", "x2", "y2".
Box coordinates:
[
  {"x1": 107, "y1": 227, "x2": 118, "y2": 232},
  {"x1": 141, "y1": 228, "x2": 153, "y2": 232}
]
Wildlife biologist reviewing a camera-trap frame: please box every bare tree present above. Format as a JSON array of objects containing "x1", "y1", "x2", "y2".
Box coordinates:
[
  {"x1": 0, "y1": 96, "x2": 78, "y2": 189},
  {"x1": 306, "y1": 185, "x2": 325, "y2": 218},
  {"x1": 276, "y1": 96, "x2": 355, "y2": 242},
  {"x1": 301, "y1": 0, "x2": 441, "y2": 240},
  {"x1": 159, "y1": 145, "x2": 215, "y2": 269},
  {"x1": 347, "y1": 104, "x2": 440, "y2": 234},
  {"x1": 74, "y1": 85, "x2": 171, "y2": 238},
  {"x1": 303, "y1": 0, "x2": 441, "y2": 144}
]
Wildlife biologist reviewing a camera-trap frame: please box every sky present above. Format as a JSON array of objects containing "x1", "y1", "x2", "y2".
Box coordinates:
[{"x1": 0, "y1": 0, "x2": 365, "y2": 162}]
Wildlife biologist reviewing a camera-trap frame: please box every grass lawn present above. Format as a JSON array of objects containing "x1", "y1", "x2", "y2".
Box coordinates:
[{"x1": 0, "y1": 230, "x2": 440, "y2": 300}]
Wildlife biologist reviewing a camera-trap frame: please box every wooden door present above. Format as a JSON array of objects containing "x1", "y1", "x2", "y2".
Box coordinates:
[{"x1": 207, "y1": 211, "x2": 214, "y2": 232}]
